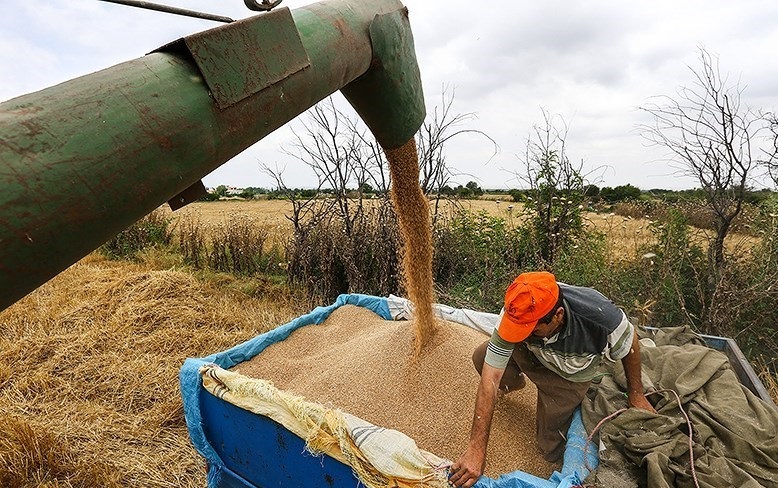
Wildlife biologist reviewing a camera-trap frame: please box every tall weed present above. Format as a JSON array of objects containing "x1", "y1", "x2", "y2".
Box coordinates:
[
  {"x1": 638, "y1": 209, "x2": 707, "y2": 328},
  {"x1": 208, "y1": 216, "x2": 269, "y2": 275},
  {"x1": 178, "y1": 215, "x2": 207, "y2": 269},
  {"x1": 433, "y1": 210, "x2": 536, "y2": 311},
  {"x1": 706, "y1": 204, "x2": 778, "y2": 366},
  {"x1": 101, "y1": 209, "x2": 173, "y2": 260}
]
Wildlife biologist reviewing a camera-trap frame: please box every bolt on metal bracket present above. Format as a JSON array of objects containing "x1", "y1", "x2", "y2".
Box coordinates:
[{"x1": 244, "y1": 0, "x2": 283, "y2": 11}]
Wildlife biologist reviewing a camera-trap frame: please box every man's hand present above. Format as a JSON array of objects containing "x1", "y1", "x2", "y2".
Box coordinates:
[
  {"x1": 628, "y1": 391, "x2": 657, "y2": 414},
  {"x1": 449, "y1": 446, "x2": 484, "y2": 488}
]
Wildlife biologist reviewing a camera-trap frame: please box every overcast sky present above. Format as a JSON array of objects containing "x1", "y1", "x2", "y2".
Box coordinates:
[{"x1": 2, "y1": 0, "x2": 778, "y2": 190}]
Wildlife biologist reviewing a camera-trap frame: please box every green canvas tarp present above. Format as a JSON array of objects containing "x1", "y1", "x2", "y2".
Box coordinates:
[{"x1": 581, "y1": 327, "x2": 778, "y2": 488}]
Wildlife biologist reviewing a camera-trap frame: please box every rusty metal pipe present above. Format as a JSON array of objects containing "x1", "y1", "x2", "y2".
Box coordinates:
[{"x1": 0, "y1": 0, "x2": 425, "y2": 312}]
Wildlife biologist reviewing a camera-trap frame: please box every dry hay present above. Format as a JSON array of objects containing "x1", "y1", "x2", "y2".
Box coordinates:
[
  {"x1": 385, "y1": 139, "x2": 437, "y2": 354},
  {"x1": 165, "y1": 200, "x2": 762, "y2": 266},
  {"x1": 584, "y1": 212, "x2": 760, "y2": 261},
  {"x1": 756, "y1": 358, "x2": 778, "y2": 407},
  {"x1": 233, "y1": 304, "x2": 556, "y2": 479},
  {"x1": 0, "y1": 255, "x2": 298, "y2": 487},
  {"x1": 584, "y1": 212, "x2": 656, "y2": 261},
  {"x1": 162, "y1": 200, "x2": 291, "y2": 249}
]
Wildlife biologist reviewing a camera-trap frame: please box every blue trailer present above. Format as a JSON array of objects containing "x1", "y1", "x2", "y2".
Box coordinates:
[
  {"x1": 180, "y1": 293, "x2": 777, "y2": 488},
  {"x1": 180, "y1": 294, "x2": 604, "y2": 488}
]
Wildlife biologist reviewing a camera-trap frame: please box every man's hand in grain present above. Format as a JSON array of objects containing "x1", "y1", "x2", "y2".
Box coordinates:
[{"x1": 448, "y1": 446, "x2": 484, "y2": 488}]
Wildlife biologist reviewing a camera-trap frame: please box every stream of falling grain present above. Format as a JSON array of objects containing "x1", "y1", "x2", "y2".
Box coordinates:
[{"x1": 384, "y1": 138, "x2": 436, "y2": 355}]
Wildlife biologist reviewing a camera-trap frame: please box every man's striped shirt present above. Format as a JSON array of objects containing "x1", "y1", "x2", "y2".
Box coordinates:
[{"x1": 485, "y1": 283, "x2": 635, "y2": 382}]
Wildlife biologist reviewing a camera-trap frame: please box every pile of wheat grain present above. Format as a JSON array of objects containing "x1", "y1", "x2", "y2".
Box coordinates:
[{"x1": 233, "y1": 304, "x2": 555, "y2": 479}]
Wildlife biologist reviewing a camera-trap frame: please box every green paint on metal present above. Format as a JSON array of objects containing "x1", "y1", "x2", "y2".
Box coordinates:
[
  {"x1": 0, "y1": 54, "x2": 216, "y2": 306},
  {"x1": 158, "y1": 8, "x2": 311, "y2": 109},
  {"x1": 340, "y1": 7, "x2": 426, "y2": 149}
]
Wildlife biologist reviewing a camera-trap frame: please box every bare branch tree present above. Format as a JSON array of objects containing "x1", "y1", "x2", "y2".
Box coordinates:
[
  {"x1": 416, "y1": 86, "x2": 499, "y2": 217},
  {"x1": 639, "y1": 47, "x2": 768, "y2": 324},
  {"x1": 765, "y1": 114, "x2": 778, "y2": 187},
  {"x1": 347, "y1": 116, "x2": 392, "y2": 198},
  {"x1": 260, "y1": 163, "x2": 337, "y2": 234},
  {"x1": 283, "y1": 98, "x2": 367, "y2": 235},
  {"x1": 274, "y1": 88, "x2": 498, "y2": 234},
  {"x1": 346, "y1": 86, "x2": 500, "y2": 222}
]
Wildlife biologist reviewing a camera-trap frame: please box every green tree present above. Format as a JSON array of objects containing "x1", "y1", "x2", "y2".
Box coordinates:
[
  {"x1": 583, "y1": 184, "x2": 599, "y2": 198},
  {"x1": 514, "y1": 109, "x2": 590, "y2": 263},
  {"x1": 465, "y1": 181, "x2": 483, "y2": 197},
  {"x1": 601, "y1": 184, "x2": 641, "y2": 203},
  {"x1": 509, "y1": 189, "x2": 524, "y2": 202},
  {"x1": 455, "y1": 184, "x2": 473, "y2": 199}
]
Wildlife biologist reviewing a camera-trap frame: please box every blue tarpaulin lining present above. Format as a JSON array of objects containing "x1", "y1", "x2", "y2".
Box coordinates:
[{"x1": 179, "y1": 293, "x2": 598, "y2": 487}]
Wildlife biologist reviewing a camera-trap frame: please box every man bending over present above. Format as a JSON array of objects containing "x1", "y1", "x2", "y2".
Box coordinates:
[{"x1": 449, "y1": 271, "x2": 656, "y2": 488}]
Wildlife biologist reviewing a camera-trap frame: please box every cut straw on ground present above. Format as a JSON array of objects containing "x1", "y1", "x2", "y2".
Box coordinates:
[{"x1": 0, "y1": 255, "x2": 300, "y2": 487}]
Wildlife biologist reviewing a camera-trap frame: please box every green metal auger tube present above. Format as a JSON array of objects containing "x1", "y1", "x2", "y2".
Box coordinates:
[{"x1": 0, "y1": 0, "x2": 425, "y2": 313}]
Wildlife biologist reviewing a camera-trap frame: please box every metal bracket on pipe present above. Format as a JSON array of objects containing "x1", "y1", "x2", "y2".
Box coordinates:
[
  {"x1": 153, "y1": 8, "x2": 309, "y2": 109},
  {"x1": 244, "y1": 0, "x2": 283, "y2": 11},
  {"x1": 168, "y1": 180, "x2": 208, "y2": 211}
]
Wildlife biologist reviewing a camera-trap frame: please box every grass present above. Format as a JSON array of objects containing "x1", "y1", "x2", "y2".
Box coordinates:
[
  {"x1": 167, "y1": 199, "x2": 753, "y2": 262},
  {"x1": 760, "y1": 365, "x2": 778, "y2": 406}
]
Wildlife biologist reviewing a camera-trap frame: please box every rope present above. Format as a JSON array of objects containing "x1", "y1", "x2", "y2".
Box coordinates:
[
  {"x1": 651, "y1": 388, "x2": 699, "y2": 488},
  {"x1": 583, "y1": 407, "x2": 627, "y2": 473},
  {"x1": 583, "y1": 389, "x2": 700, "y2": 488}
]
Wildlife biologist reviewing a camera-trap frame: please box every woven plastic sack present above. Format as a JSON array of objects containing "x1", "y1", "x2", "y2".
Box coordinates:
[{"x1": 200, "y1": 363, "x2": 451, "y2": 488}]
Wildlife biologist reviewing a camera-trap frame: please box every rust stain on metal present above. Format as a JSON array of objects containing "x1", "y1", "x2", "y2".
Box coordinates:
[
  {"x1": 20, "y1": 120, "x2": 46, "y2": 138},
  {"x1": 140, "y1": 105, "x2": 174, "y2": 150},
  {"x1": 332, "y1": 17, "x2": 348, "y2": 36},
  {"x1": 4, "y1": 102, "x2": 43, "y2": 116}
]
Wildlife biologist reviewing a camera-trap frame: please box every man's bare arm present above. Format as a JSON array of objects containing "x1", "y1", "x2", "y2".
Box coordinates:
[
  {"x1": 621, "y1": 331, "x2": 657, "y2": 413},
  {"x1": 449, "y1": 363, "x2": 504, "y2": 488}
]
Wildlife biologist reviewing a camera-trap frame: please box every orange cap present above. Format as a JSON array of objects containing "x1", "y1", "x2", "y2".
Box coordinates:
[{"x1": 497, "y1": 271, "x2": 559, "y2": 342}]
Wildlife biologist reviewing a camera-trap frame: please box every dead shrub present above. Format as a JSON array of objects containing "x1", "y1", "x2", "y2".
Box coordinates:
[
  {"x1": 101, "y1": 209, "x2": 174, "y2": 260},
  {"x1": 286, "y1": 198, "x2": 403, "y2": 304},
  {"x1": 178, "y1": 215, "x2": 207, "y2": 268},
  {"x1": 208, "y1": 215, "x2": 269, "y2": 275}
]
